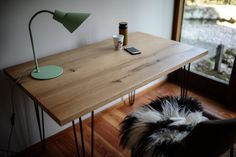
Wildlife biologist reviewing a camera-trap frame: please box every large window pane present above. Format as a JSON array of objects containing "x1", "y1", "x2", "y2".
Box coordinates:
[{"x1": 181, "y1": 0, "x2": 236, "y2": 84}]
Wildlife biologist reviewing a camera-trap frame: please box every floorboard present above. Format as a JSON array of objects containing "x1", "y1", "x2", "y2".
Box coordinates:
[{"x1": 15, "y1": 82, "x2": 236, "y2": 157}]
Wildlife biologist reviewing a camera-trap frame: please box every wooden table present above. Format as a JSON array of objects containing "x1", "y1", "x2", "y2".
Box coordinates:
[{"x1": 4, "y1": 32, "x2": 207, "y2": 156}]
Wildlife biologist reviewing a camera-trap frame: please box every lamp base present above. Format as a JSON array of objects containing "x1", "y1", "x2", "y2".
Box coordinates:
[{"x1": 31, "y1": 65, "x2": 63, "y2": 80}]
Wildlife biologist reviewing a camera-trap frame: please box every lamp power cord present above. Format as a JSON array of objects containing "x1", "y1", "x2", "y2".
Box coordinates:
[{"x1": 6, "y1": 77, "x2": 21, "y2": 157}]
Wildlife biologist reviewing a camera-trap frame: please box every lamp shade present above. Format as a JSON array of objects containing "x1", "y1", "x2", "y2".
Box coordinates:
[
  {"x1": 53, "y1": 10, "x2": 90, "y2": 33},
  {"x1": 29, "y1": 9, "x2": 90, "y2": 80}
]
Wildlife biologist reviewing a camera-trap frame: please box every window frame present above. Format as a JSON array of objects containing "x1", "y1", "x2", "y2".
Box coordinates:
[{"x1": 170, "y1": 0, "x2": 236, "y2": 109}]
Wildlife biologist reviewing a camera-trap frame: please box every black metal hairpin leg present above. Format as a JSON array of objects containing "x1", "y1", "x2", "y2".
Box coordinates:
[
  {"x1": 41, "y1": 108, "x2": 45, "y2": 152},
  {"x1": 79, "y1": 117, "x2": 85, "y2": 157},
  {"x1": 128, "y1": 90, "x2": 136, "y2": 106},
  {"x1": 180, "y1": 66, "x2": 185, "y2": 97},
  {"x1": 180, "y1": 64, "x2": 191, "y2": 98},
  {"x1": 230, "y1": 146, "x2": 234, "y2": 157},
  {"x1": 72, "y1": 120, "x2": 80, "y2": 157},
  {"x1": 72, "y1": 115, "x2": 93, "y2": 157},
  {"x1": 34, "y1": 102, "x2": 45, "y2": 153},
  {"x1": 91, "y1": 111, "x2": 94, "y2": 157},
  {"x1": 185, "y1": 64, "x2": 191, "y2": 97}
]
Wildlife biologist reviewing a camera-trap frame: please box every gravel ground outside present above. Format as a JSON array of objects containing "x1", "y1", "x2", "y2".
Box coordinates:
[{"x1": 180, "y1": 4, "x2": 236, "y2": 83}]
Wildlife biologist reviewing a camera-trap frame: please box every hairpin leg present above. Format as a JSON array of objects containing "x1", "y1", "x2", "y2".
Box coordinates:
[
  {"x1": 91, "y1": 111, "x2": 94, "y2": 157},
  {"x1": 180, "y1": 64, "x2": 191, "y2": 98},
  {"x1": 72, "y1": 120, "x2": 80, "y2": 157},
  {"x1": 185, "y1": 63, "x2": 191, "y2": 97},
  {"x1": 79, "y1": 117, "x2": 85, "y2": 157},
  {"x1": 41, "y1": 108, "x2": 45, "y2": 152},
  {"x1": 180, "y1": 66, "x2": 185, "y2": 97},
  {"x1": 128, "y1": 90, "x2": 136, "y2": 106},
  {"x1": 34, "y1": 102, "x2": 45, "y2": 154}
]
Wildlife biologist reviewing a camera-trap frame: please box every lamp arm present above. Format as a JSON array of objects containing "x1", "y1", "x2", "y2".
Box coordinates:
[{"x1": 28, "y1": 10, "x2": 54, "y2": 72}]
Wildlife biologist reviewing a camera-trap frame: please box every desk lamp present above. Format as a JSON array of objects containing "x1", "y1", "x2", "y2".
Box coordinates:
[{"x1": 29, "y1": 10, "x2": 90, "y2": 79}]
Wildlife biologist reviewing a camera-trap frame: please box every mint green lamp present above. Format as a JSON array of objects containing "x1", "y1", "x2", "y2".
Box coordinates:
[{"x1": 29, "y1": 10, "x2": 90, "y2": 79}]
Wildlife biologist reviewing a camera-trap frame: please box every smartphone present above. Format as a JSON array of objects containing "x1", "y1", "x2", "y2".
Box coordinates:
[{"x1": 124, "y1": 47, "x2": 141, "y2": 55}]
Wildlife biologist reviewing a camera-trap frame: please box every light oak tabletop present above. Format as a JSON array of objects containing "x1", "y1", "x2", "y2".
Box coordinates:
[{"x1": 4, "y1": 32, "x2": 207, "y2": 126}]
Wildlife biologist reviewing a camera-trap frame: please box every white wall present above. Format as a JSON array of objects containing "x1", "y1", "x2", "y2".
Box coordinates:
[{"x1": 0, "y1": 0, "x2": 174, "y2": 153}]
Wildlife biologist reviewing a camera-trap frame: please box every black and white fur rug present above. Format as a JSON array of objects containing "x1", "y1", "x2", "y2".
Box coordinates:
[{"x1": 120, "y1": 96, "x2": 208, "y2": 157}]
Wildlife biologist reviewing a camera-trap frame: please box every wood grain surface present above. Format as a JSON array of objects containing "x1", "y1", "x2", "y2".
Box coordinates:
[{"x1": 4, "y1": 32, "x2": 207, "y2": 126}]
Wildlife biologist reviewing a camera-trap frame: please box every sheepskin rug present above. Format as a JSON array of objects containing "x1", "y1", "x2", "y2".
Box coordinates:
[{"x1": 120, "y1": 96, "x2": 208, "y2": 157}]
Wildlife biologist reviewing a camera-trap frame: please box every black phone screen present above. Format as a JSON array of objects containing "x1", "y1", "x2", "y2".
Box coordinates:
[{"x1": 125, "y1": 47, "x2": 141, "y2": 55}]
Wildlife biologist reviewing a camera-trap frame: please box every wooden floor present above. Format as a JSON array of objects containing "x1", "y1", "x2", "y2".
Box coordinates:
[{"x1": 16, "y1": 82, "x2": 236, "y2": 157}]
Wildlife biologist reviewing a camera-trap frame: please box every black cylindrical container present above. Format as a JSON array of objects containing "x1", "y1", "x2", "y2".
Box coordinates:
[{"x1": 119, "y1": 22, "x2": 128, "y2": 46}]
